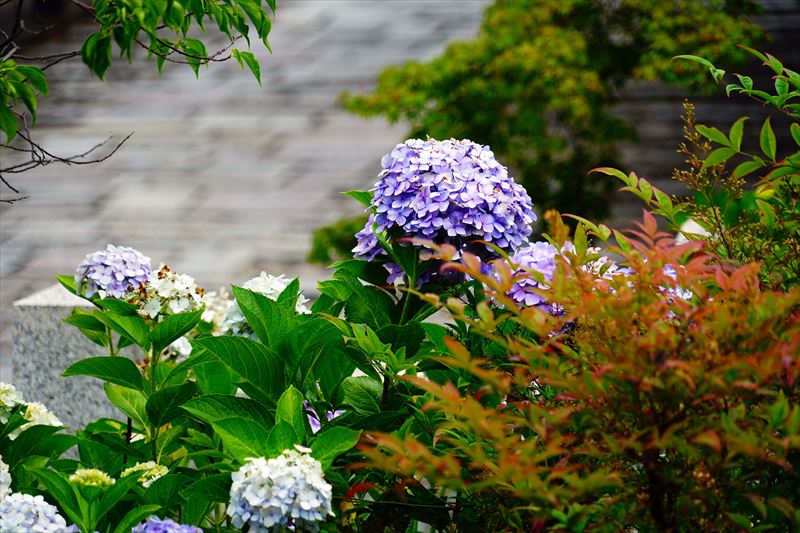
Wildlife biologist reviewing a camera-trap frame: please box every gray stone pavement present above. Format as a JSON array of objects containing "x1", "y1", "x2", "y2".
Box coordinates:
[{"x1": 0, "y1": 0, "x2": 491, "y2": 379}]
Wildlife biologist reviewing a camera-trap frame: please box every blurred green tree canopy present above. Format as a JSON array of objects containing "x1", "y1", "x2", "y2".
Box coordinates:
[{"x1": 342, "y1": 0, "x2": 765, "y2": 220}]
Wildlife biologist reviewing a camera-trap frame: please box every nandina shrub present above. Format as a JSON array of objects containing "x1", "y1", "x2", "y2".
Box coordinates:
[{"x1": 361, "y1": 213, "x2": 800, "y2": 531}]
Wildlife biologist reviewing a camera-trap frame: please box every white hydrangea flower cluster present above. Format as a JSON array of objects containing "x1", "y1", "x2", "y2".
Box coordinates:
[
  {"x1": 128, "y1": 264, "x2": 205, "y2": 319},
  {"x1": 1, "y1": 455, "x2": 11, "y2": 500},
  {"x1": 222, "y1": 273, "x2": 310, "y2": 336},
  {"x1": 201, "y1": 287, "x2": 233, "y2": 334},
  {"x1": 0, "y1": 382, "x2": 23, "y2": 424},
  {"x1": 13, "y1": 402, "x2": 63, "y2": 440},
  {"x1": 227, "y1": 446, "x2": 334, "y2": 532},
  {"x1": 0, "y1": 493, "x2": 71, "y2": 532},
  {"x1": 121, "y1": 461, "x2": 169, "y2": 488},
  {"x1": 1, "y1": 383, "x2": 63, "y2": 441}
]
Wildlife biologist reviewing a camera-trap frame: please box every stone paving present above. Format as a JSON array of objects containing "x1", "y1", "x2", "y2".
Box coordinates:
[{"x1": 0, "y1": 0, "x2": 491, "y2": 379}]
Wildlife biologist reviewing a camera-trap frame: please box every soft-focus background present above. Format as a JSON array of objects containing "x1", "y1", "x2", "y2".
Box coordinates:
[{"x1": 1, "y1": 0, "x2": 798, "y2": 378}]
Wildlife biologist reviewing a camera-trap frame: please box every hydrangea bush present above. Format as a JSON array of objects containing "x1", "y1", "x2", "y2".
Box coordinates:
[{"x1": 2, "y1": 49, "x2": 795, "y2": 532}]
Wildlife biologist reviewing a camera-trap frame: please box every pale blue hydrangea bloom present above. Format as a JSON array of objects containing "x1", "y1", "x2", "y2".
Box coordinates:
[
  {"x1": 354, "y1": 138, "x2": 535, "y2": 281},
  {"x1": 75, "y1": 244, "x2": 151, "y2": 298},
  {"x1": 227, "y1": 447, "x2": 334, "y2": 532},
  {"x1": 131, "y1": 516, "x2": 202, "y2": 532},
  {"x1": 0, "y1": 493, "x2": 72, "y2": 532},
  {"x1": 0, "y1": 455, "x2": 11, "y2": 500}
]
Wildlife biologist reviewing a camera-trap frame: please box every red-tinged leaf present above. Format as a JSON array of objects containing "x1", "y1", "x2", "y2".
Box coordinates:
[
  {"x1": 746, "y1": 493, "x2": 768, "y2": 519},
  {"x1": 345, "y1": 482, "x2": 376, "y2": 500},
  {"x1": 692, "y1": 430, "x2": 723, "y2": 453}
]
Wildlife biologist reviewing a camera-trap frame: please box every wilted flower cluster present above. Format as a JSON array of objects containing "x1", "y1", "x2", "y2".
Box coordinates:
[
  {"x1": 127, "y1": 264, "x2": 205, "y2": 319},
  {"x1": 353, "y1": 138, "x2": 535, "y2": 270},
  {"x1": 0, "y1": 493, "x2": 71, "y2": 532},
  {"x1": 69, "y1": 468, "x2": 115, "y2": 488},
  {"x1": 122, "y1": 461, "x2": 169, "y2": 488},
  {"x1": 227, "y1": 446, "x2": 334, "y2": 532},
  {"x1": 131, "y1": 516, "x2": 202, "y2": 533},
  {"x1": 75, "y1": 244, "x2": 152, "y2": 298},
  {"x1": 222, "y1": 273, "x2": 309, "y2": 336},
  {"x1": 1, "y1": 455, "x2": 10, "y2": 500}
]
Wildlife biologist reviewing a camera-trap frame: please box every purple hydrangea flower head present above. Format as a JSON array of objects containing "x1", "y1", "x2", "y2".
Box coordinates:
[
  {"x1": 131, "y1": 516, "x2": 202, "y2": 533},
  {"x1": 662, "y1": 265, "x2": 693, "y2": 302},
  {"x1": 75, "y1": 244, "x2": 152, "y2": 298},
  {"x1": 504, "y1": 241, "x2": 561, "y2": 310},
  {"x1": 304, "y1": 401, "x2": 345, "y2": 434},
  {"x1": 354, "y1": 138, "x2": 536, "y2": 274}
]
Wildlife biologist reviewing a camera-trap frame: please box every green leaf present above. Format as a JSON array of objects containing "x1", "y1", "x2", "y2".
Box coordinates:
[
  {"x1": 696, "y1": 125, "x2": 730, "y2": 147},
  {"x1": 673, "y1": 54, "x2": 715, "y2": 69},
  {"x1": 276, "y1": 385, "x2": 305, "y2": 440},
  {"x1": 790, "y1": 123, "x2": 800, "y2": 147},
  {"x1": 191, "y1": 336, "x2": 285, "y2": 406},
  {"x1": 96, "y1": 471, "x2": 145, "y2": 521},
  {"x1": 182, "y1": 394, "x2": 273, "y2": 429},
  {"x1": 104, "y1": 383, "x2": 148, "y2": 427},
  {"x1": 181, "y1": 473, "x2": 233, "y2": 503},
  {"x1": 701, "y1": 147, "x2": 736, "y2": 170},
  {"x1": 63, "y1": 356, "x2": 144, "y2": 391},
  {"x1": 343, "y1": 189, "x2": 373, "y2": 207},
  {"x1": 81, "y1": 33, "x2": 113, "y2": 80},
  {"x1": 148, "y1": 308, "x2": 203, "y2": 354},
  {"x1": 145, "y1": 382, "x2": 198, "y2": 427},
  {"x1": 760, "y1": 117, "x2": 777, "y2": 161},
  {"x1": 311, "y1": 427, "x2": 361, "y2": 469},
  {"x1": 63, "y1": 310, "x2": 110, "y2": 349},
  {"x1": 266, "y1": 421, "x2": 297, "y2": 456},
  {"x1": 28, "y1": 468, "x2": 84, "y2": 528},
  {"x1": 56, "y1": 274, "x2": 79, "y2": 295},
  {"x1": 232, "y1": 48, "x2": 261, "y2": 86},
  {"x1": 142, "y1": 474, "x2": 182, "y2": 507},
  {"x1": 16, "y1": 65, "x2": 48, "y2": 94},
  {"x1": 0, "y1": 102, "x2": 19, "y2": 142},
  {"x1": 728, "y1": 117, "x2": 747, "y2": 151},
  {"x1": 231, "y1": 285, "x2": 291, "y2": 347},
  {"x1": 211, "y1": 416, "x2": 271, "y2": 462},
  {"x1": 342, "y1": 376, "x2": 382, "y2": 416},
  {"x1": 112, "y1": 505, "x2": 163, "y2": 533},
  {"x1": 6, "y1": 425, "x2": 66, "y2": 466},
  {"x1": 280, "y1": 316, "x2": 346, "y2": 388},
  {"x1": 733, "y1": 160, "x2": 763, "y2": 179},
  {"x1": 93, "y1": 310, "x2": 149, "y2": 350}
]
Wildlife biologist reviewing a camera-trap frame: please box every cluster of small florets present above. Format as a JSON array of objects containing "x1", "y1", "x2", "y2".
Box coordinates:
[
  {"x1": 68, "y1": 468, "x2": 115, "y2": 488},
  {"x1": 0, "y1": 382, "x2": 24, "y2": 424},
  {"x1": 131, "y1": 516, "x2": 203, "y2": 532},
  {"x1": 1, "y1": 455, "x2": 11, "y2": 500},
  {"x1": 0, "y1": 493, "x2": 73, "y2": 532},
  {"x1": 353, "y1": 138, "x2": 536, "y2": 276},
  {"x1": 122, "y1": 461, "x2": 169, "y2": 488},
  {"x1": 1, "y1": 384, "x2": 63, "y2": 440},
  {"x1": 222, "y1": 273, "x2": 309, "y2": 336},
  {"x1": 200, "y1": 288, "x2": 233, "y2": 334},
  {"x1": 127, "y1": 264, "x2": 205, "y2": 319},
  {"x1": 227, "y1": 446, "x2": 334, "y2": 532},
  {"x1": 75, "y1": 244, "x2": 152, "y2": 298}
]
